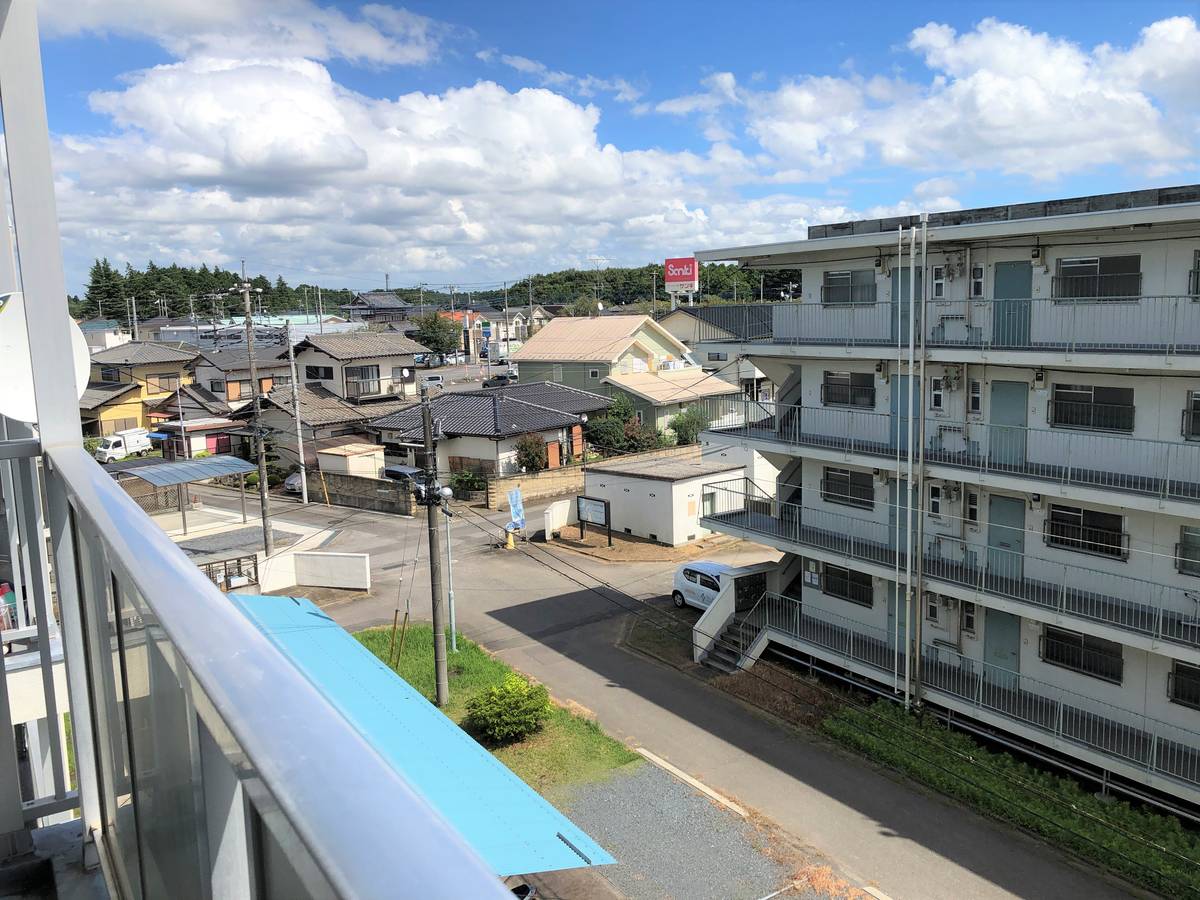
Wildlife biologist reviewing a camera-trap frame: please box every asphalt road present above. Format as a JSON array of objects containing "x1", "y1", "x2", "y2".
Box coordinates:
[{"x1": 195, "y1": 486, "x2": 1138, "y2": 900}]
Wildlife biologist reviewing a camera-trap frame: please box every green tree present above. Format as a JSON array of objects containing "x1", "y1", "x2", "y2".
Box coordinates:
[
  {"x1": 83, "y1": 258, "x2": 124, "y2": 319},
  {"x1": 668, "y1": 406, "x2": 710, "y2": 445},
  {"x1": 514, "y1": 434, "x2": 548, "y2": 472},
  {"x1": 565, "y1": 296, "x2": 600, "y2": 316},
  {"x1": 622, "y1": 420, "x2": 666, "y2": 451},
  {"x1": 411, "y1": 312, "x2": 460, "y2": 360}
]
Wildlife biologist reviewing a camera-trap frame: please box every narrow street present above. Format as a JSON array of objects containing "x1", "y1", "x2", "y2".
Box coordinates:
[{"x1": 195, "y1": 485, "x2": 1137, "y2": 900}]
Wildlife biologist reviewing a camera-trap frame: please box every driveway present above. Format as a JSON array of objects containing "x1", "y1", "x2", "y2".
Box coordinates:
[{"x1": 193, "y1": 487, "x2": 1136, "y2": 900}]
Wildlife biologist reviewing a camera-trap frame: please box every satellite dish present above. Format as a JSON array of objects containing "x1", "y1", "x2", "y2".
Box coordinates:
[{"x1": 0, "y1": 292, "x2": 90, "y2": 423}]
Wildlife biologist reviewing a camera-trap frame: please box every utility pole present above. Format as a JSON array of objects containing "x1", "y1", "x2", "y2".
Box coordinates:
[
  {"x1": 131, "y1": 293, "x2": 140, "y2": 340},
  {"x1": 418, "y1": 282, "x2": 425, "y2": 314},
  {"x1": 421, "y1": 384, "x2": 450, "y2": 707},
  {"x1": 502, "y1": 281, "x2": 510, "y2": 363},
  {"x1": 317, "y1": 285, "x2": 325, "y2": 334},
  {"x1": 650, "y1": 269, "x2": 658, "y2": 317},
  {"x1": 528, "y1": 274, "x2": 534, "y2": 332},
  {"x1": 385, "y1": 272, "x2": 390, "y2": 292},
  {"x1": 759, "y1": 274, "x2": 764, "y2": 302},
  {"x1": 285, "y1": 323, "x2": 308, "y2": 504},
  {"x1": 238, "y1": 265, "x2": 274, "y2": 555}
]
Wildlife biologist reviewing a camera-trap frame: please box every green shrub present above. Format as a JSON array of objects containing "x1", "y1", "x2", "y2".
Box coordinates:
[
  {"x1": 823, "y1": 701, "x2": 1200, "y2": 895},
  {"x1": 192, "y1": 449, "x2": 212, "y2": 458},
  {"x1": 245, "y1": 473, "x2": 259, "y2": 487},
  {"x1": 449, "y1": 471, "x2": 486, "y2": 493},
  {"x1": 668, "y1": 405, "x2": 710, "y2": 445},
  {"x1": 463, "y1": 673, "x2": 551, "y2": 745},
  {"x1": 83, "y1": 437, "x2": 101, "y2": 455},
  {"x1": 514, "y1": 433, "x2": 548, "y2": 472}
]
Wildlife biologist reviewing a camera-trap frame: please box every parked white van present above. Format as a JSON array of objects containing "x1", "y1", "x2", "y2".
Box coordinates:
[
  {"x1": 671, "y1": 561, "x2": 734, "y2": 610},
  {"x1": 94, "y1": 428, "x2": 153, "y2": 464}
]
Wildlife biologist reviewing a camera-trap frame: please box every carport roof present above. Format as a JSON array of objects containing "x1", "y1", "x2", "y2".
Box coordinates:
[{"x1": 119, "y1": 454, "x2": 256, "y2": 487}]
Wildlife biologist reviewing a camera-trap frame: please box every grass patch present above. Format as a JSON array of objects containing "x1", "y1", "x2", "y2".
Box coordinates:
[
  {"x1": 823, "y1": 701, "x2": 1200, "y2": 896},
  {"x1": 355, "y1": 624, "x2": 640, "y2": 795},
  {"x1": 624, "y1": 611, "x2": 696, "y2": 667}
]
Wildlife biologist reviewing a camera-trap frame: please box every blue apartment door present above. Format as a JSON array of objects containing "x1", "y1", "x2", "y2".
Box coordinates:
[
  {"x1": 992, "y1": 261, "x2": 1032, "y2": 347},
  {"x1": 889, "y1": 374, "x2": 917, "y2": 452},
  {"x1": 891, "y1": 267, "x2": 923, "y2": 343},
  {"x1": 989, "y1": 380, "x2": 1027, "y2": 469},
  {"x1": 986, "y1": 495, "x2": 1025, "y2": 588},
  {"x1": 983, "y1": 608, "x2": 1021, "y2": 686}
]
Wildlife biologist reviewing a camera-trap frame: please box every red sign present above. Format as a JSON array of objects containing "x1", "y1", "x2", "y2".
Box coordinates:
[{"x1": 663, "y1": 257, "x2": 698, "y2": 291}]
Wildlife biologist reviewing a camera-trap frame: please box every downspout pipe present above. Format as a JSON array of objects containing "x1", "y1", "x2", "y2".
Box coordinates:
[
  {"x1": 913, "y1": 213, "x2": 930, "y2": 706},
  {"x1": 904, "y1": 225, "x2": 916, "y2": 710},
  {"x1": 893, "y1": 224, "x2": 902, "y2": 695}
]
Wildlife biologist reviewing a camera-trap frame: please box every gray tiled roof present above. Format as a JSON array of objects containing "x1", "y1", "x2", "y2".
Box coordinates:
[
  {"x1": 90, "y1": 341, "x2": 198, "y2": 366},
  {"x1": 346, "y1": 291, "x2": 414, "y2": 309},
  {"x1": 488, "y1": 381, "x2": 612, "y2": 416},
  {"x1": 367, "y1": 383, "x2": 600, "y2": 439},
  {"x1": 196, "y1": 347, "x2": 291, "y2": 373},
  {"x1": 78, "y1": 380, "x2": 139, "y2": 410},
  {"x1": 258, "y1": 384, "x2": 413, "y2": 427},
  {"x1": 146, "y1": 383, "x2": 231, "y2": 416},
  {"x1": 289, "y1": 332, "x2": 430, "y2": 361}
]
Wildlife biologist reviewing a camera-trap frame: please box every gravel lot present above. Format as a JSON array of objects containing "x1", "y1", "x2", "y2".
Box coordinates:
[{"x1": 559, "y1": 762, "x2": 793, "y2": 900}]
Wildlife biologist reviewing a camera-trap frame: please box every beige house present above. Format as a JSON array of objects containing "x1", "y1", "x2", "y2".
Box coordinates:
[{"x1": 511, "y1": 315, "x2": 740, "y2": 431}]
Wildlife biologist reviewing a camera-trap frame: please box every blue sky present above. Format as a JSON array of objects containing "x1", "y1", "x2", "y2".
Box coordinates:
[{"x1": 32, "y1": 1, "x2": 1200, "y2": 292}]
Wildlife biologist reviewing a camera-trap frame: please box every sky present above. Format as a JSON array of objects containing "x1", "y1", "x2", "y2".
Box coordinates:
[{"x1": 26, "y1": 0, "x2": 1200, "y2": 294}]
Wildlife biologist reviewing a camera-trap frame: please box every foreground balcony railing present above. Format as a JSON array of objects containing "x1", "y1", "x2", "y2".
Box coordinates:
[
  {"x1": 693, "y1": 396, "x2": 1200, "y2": 507},
  {"x1": 47, "y1": 445, "x2": 505, "y2": 898},
  {"x1": 732, "y1": 593, "x2": 1200, "y2": 791},
  {"x1": 700, "y1": 480, "x2": 1200, "y2": 651},
  {"x1": 689, "y1": 296, "x2": 1200, "y2": 356}
]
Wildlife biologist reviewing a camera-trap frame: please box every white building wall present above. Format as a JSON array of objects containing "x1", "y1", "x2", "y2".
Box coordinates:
[{"x1": 584, "y1": 467, "x2": 744, "y2": 545}]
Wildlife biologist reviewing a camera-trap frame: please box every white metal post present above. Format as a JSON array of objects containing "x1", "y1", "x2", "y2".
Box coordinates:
[
  {"x1": 445, "y1": 508, "x2": 457, "y2": 652},
  {"x1": 904, "y1": 225, "x2": 916, "y2": 709},
  {"x1": 285, "y1": 324, "x2": 308, "y2": 503}
]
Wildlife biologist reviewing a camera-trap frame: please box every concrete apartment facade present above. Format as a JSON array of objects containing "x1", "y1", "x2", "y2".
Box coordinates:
[{"x1": 688, "y1": 185, "x2": 1200, "y2": 808}]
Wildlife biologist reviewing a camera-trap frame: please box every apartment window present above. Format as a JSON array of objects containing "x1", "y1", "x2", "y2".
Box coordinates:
[
  {"x1": 305, "y1": 365, "x2": 333, "y2": 380},
  {"x1": 821, "y1": 371, "x2": 875, "y2": 407},
  {"x1": 146, "y1": 372, "x2": 180, "y2": 393},
  {"x1": 821, "y1": 467, "x2": 874, "y2": 509},
  {"x1": 969, "y1": 264, "x2": 984, "y2": 298},
  {"x1": 929, "y1": 377, "x2": 944, "y2": 410},
  {"x1": 589, "y1": 368, "x2": 600, "y2": 379},
  {"x1": 707, "y1": 352, "x2": 728, "y2": 362},
  {"x1": 1040, "y1": 625, "x2": 1123, "y2": 683},
  {"x1": 1183, "y1": 390, "x2": 1200, "y2": 440},
  {"x1": 1049, "y1": 384, "x2": 1134, "y2": 432},
  {"x1": 345, "y1": 365, "x2": 381, "y2": 398},
  {"x1": 1169, "y1": 661, "x2": 1200, "y2": 711},
  {"x1": 100, "y1": 366, "x2": 121, "y2": 382},
  {"x1": 821, "y1": 269, "x2": 876, "y2": 305},
  {"x1": 1177, "y1": 526, "x2": 1200, "y2": 577},
  {"x1": 209, "y1": 379, "x2": 224, "y2": 394},
  {"x1": 961, "y1": 601, "x2": 976, "y2": 634},
  {"x1": 968, "y1": 379, "x2": 982, "y2": 414},
  {"x1": 966, "y1": 492, "x2": 979, "y2": 523},
  {"x1": 931, "y1": 265, "x2": 946, "y2": 299},
  {"x1": 925, "y1": 592, "x2": 940, "y2": 623},
  {"x1": 1052, "y1": 255, "x2": 1141, "y2": 300},
  {"x1": 928, "y1": 484, "x2": 942, "y2": 516},
  {"x1": 823, "y1": 563, "x2": 873, "y2": 607},
  {"x1": 1045, "y1": 504, "x2": 1127, "y2": 559}
]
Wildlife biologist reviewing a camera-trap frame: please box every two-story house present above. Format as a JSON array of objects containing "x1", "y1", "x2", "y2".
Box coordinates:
[
  {"x1": 688, "y1": 184, "x2": 1200, "y2": 810},
  {"x1": 288, "y1": 332, "x2": 430, "y2": 401},
  {"x1": 510, "y1": 315, "x2": 741, "y2": 432},
  {"x1": 86, "y1": 341, "x2": 198, "y2": 430},
  {"x1": 340, "y1": 291, "x2": 416, "y2": 323},
  {"x1": 193, "y1": 347, "x2": 293, "y2": 409}
]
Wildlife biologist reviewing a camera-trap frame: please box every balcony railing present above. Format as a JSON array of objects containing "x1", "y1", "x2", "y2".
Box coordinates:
[
  {"x1": 700, "y1": 479, "x2": 1200, "y2": 651},
  {"x1": 692, "y1": 396, "x2": 1200, "y2": 508},
  {"x1": 689, "y1": 295, "x2": 1200, "y2": 356},
  {"x1": 1051, "y1": 272, "x2": 1143, "y2": 301},
  {"x1": 731, "y1": 593, "x2": 1200, "y2": 791},
  {"x1": 346, "y1": 377, "x2": 385, "y2": 398},
  {"x1": 1040, "y1": 630, "x2": 1125, "y2": 684},
  {"x1": 819, "y1": 478, "x2": 874, "y2": 509},
  {"x1": 46, "y1": 446, "x2": 506, "y2": 898}
]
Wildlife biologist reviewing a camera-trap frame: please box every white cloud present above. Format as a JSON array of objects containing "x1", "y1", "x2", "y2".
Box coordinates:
[
  {"x1": 476, "y1": 51, "x2": 642, "y2": 104},
  {"x1": 39, "y1": 0, "x2": 445, "y2": 66}
]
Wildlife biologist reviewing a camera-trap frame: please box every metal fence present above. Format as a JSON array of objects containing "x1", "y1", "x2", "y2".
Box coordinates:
[{"x1": 690, "y1": 295, "x2": 1200, "y2": 356}]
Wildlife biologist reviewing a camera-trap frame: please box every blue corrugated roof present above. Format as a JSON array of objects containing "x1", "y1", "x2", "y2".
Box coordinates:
[
  {"x1": 122, "y1": 454, "x2": 256, "y2": 486},
  {"x1": 227, "y1": 594, "x2": 614, "y2": 877}
]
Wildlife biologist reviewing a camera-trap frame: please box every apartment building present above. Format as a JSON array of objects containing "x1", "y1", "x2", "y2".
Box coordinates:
[{"x1": 688, "y1": 185, "x2": 1200, "y2": 808}]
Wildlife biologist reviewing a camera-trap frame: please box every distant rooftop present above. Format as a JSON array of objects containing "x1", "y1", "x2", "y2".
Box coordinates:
[
  {"x1": 807, "y1": 184, "x2": 1200, "y2": 240},
  {"x1": 91, "y1": 341, "x2": 198, "y2": 365},
  {"x1": 586, "y1": 453, "x2": 742, "y2": 482}
]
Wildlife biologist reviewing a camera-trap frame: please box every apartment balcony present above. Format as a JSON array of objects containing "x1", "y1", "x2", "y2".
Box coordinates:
[
  {"x1": 725, "y1": 593, "x2": 1200, "y2": 800},
  {"x1": 699, "y1": 480, "x2": 1200, "y2": 657},
  {"x1": 696, "y1": 397, "x2": 1200, "y2": 514},
  {"x1": 687, "y1": 296, "x2": 1200, "y2": 365}
]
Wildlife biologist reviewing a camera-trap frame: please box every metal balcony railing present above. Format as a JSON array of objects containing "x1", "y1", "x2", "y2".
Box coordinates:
[
  {"x1": 46, "y1": 446, "x2": 506, "y2": 898},
  {"x1": 728, "y1": 593, "x2": 1200, "y2": 791},
  {"x1": 346, "y1": 378, "x2": 384, "y2": 398},
  {"x1": 1046, "y1": 399, "x2": 1134, "y2": 433},
  {"x1": 688, "y1": 295, "x2": 1200, "y2": 356},
  {"x1": 692, "y1": 396, "x2": 1200, "y2": 509},
  {"x1": 819, "y1": 478, "x2": 874, "y2": 509},
  {"x1": 1051, "y1": 272, "x2": 1143, "y2": 301},
  {"x1": 700, "y1": 479, "x2": 1200, "y2": 651},
  {"x1": 1043, "y1": 518, "x2": 1130, "y2": 560},
  {"x1": 819, "y1": 382, "x2": 876, "y2": 407}
]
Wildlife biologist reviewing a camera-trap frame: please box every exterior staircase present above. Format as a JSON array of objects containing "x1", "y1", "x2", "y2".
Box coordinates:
[{"x1": 701, "y1": 607, "x2": 767, "y2": 674}]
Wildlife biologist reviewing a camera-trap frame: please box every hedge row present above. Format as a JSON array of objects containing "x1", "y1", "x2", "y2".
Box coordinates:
[{"x1": 822, "y1": 701, "x2": 1200, "y2": 896}]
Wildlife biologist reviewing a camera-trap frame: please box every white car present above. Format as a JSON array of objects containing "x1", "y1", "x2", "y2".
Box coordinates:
[
  {"x1": 421, "y1": 374, "x2": 445, "y2": 389},
  {"x1": 671, "y1": 561, "x2": 734, "y2": 610}
]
